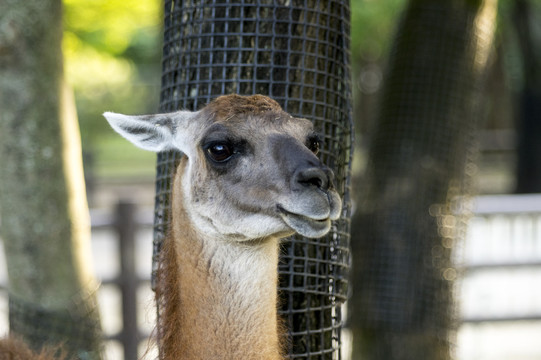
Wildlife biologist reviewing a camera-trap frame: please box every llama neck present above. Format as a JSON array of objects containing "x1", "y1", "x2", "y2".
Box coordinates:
[
  {"x1": 156, "y1": 170, "x2": 282, "y2": 360},
  {"x1": 176, "y1": 232, "x2": 280, "y2": 359}
]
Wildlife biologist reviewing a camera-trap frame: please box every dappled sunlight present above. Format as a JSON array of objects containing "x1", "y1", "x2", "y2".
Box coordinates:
[
  {"x1": 63, "y1": 0, "x2": 161, "y2": 55},
  {"x1": 62, "y1": 0, "x2": 161, "y2": 91},
  {"x1": 63, "y1": 33, "x2": 134, "y2": 90}
]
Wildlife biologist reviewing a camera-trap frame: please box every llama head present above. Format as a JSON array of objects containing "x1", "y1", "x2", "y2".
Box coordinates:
[{"x1": 104, "y1": 95, "x2": 342, "y2": 240}]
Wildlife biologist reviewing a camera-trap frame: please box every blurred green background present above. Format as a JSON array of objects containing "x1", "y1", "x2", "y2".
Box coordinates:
[{"x1": 64, "y1": 0, "x2": 162, "y2": 182}]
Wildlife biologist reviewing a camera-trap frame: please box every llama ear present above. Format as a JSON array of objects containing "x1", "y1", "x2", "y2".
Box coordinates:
[{"x1": 103, "y1": 111, "x2": 195, "y2": 153}]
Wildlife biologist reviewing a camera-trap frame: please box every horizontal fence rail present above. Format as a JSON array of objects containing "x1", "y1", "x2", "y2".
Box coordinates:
[{"x1": 460, "y1": 194, "x2": 541, "y2": 324}]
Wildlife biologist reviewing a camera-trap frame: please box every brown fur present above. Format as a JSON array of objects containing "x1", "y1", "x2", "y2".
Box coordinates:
[
  {"x1": 0, "y1": 338, "x2": 64, "y2": 360},
  {"x1": 203, "y1": 94, "x2": 284, "y2": 121},
  {"x1": 155, "y1": 229, "x2": 183, "y2": 359}
]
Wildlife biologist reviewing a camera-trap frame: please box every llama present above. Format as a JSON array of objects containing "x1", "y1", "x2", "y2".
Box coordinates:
[
  {"x1": 109, "y1": 94, "x2": 343, "y2": 360},
  {"x1": 0, "y1": 95, "x2": 342, "y2": 360}
]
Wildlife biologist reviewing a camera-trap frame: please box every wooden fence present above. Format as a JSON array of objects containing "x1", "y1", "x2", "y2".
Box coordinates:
[{"x1": 90, "y1": 200, "x2": 154, "y2": 360}]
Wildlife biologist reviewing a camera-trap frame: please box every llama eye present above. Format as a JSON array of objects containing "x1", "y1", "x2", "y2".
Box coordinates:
[
  {"x1": 206, "y1": 143, "x2": 233, "y2": 162},
  {"x1": 307, "y1": 136, "x2": 321, "y2": 155}
]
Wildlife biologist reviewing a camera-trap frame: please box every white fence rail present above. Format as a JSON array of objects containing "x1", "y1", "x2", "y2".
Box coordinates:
[{"x1": 458, "y1": 194, "x2": 541, "y2": 360}]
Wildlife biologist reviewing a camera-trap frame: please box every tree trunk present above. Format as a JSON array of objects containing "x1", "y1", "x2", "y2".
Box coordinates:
[
  {"x1": 514, "y1": 0, "x2": 541, "y2": 193},
  {"x1": 348, "y1": 0, "x2": 497, "y2": 359},
  {"x1": 0, "y1": 1, "x2": 102, "y2": 358}
]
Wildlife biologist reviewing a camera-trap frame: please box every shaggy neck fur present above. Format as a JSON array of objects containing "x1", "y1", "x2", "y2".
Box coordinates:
[{"x1": 155, "y1": 159, "x2": 283, "y2": 360}]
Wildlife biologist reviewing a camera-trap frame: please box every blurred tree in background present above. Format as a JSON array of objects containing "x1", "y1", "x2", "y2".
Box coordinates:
[
  {"x1": 0, "y1": 1, "x2": 102, "y2": 357},
  {"x1": 348, "y1": 0, "x2": 541, "y2": 359},
  {"x1": 348, "y1": 0, "x2": 498, "y2": 359}
]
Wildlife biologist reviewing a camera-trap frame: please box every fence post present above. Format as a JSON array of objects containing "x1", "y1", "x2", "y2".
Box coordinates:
[{"x1": 115, "y1": 200, "x2": 139, "y2": 360}]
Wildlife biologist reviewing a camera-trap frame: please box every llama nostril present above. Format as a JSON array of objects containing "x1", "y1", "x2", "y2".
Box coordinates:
[{"x1": 296, "y1": 167, "x2": 329, "y2": 190}]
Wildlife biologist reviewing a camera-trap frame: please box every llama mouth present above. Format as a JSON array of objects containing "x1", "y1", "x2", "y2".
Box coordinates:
[{"x1": 277, "y1": 205, "x2": 331, "y2": 238}]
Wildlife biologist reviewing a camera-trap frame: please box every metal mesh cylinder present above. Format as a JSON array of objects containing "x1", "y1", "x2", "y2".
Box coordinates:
[{"x1": 152, "y1": 0, "x2": 352, "y2": 358}]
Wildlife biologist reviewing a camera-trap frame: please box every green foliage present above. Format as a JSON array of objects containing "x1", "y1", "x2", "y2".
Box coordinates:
[
  {"x1": 64, "y1": 0, "x2": 160, "y2": 57},
  {"x1": 63, "y1": 0, "x2": 162, "y2": 178},
  {"x1": 350, "y1": 0, "x2": 406, "y2": 63}
]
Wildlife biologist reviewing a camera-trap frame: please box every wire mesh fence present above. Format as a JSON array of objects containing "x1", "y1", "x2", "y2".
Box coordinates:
[{"x1": 151, "y1": 0, "x2": 352, "y2": 358}]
